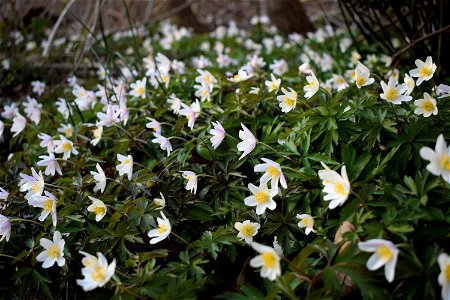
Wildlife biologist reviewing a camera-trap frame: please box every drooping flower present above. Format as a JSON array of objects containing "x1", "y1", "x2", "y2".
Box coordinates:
[
  {"x1": 37, "y1": 153, "x2": 62, "y2": 177},
  {"x1": 54, "y1": 135, "x2": 78, "y2": 160},
  {"x1": 265, "y1": 73, "x2": 281, "y2": 93},
  {"x1": 96, "y1": 104, "x2": 120, "y2": 127},
  {"x1": 437, "y1": 252, "x2": 450, "y2": 300},
  {"x1": 153, "y1": 192, "x2": 166, "y2": 208},
  {"x1": 179, "y1": 100, "x2": 201, "y2": 129},
  {"x1": 58, "y1": 123, "x2": 73, "y2": 137},
  {"x1": 354, "y1": 62, "x2": 375, "y2": 88},
  {"x1": 318, "y1": 162, "x2": 351, "y2": 209},
  {"x1": 358, "y1": 239, "x2": 399, "y2": 283},
  {"x1": 146, "y1": 118, "x2": 161, "y2": 135},
  {"x1": 87, "y1": 196, "x2": 107, "y2": 222},
  {"x1": 209, "y1": 121, "x2": 225, "y2": 150},
  {"x1": 296, "y1": 214, "x2": 316, "y2": 235},
  {"x1": 129, "y1": 77, "x2": 147, "y2": 99},
  {"x1": 254, "y1": 158, "x2": 287, "y2": 189},
  {"x1": 90, "y1": 163, "x2": 107, "y2": 193},
  {"x1": 76, "y1": 252, "x2": 116, "y2": 291},
  {"x1": 0, "y1": 214, "x2": 11, "y2": 242},
  {"x1": 244, "y1": 181, "x2": 278, "y2": 215},
  {"x1": 380, "y1": 77, "x2": 412, "y2": 104},
  {"x1": 419, "y1": 134, "x2": 450, "y2": 183},
  {"x1": 228, "y1": 69, "x2": 253, "y2": 82},
  {"x1": 148, "y1": 212, "x2": 171, "y2": 244},
  {"x1": 11, "y1": 112, "x2": 27, "y2": 137},
  {"x1": 437, "y1": 84, "x2": 450, "y2": 98},
  {"x1": 234, "y1": 220, "x2": 260, "y2": 243},
  {"x1": 304, "y1": 72, "x2": 320, "y2": 99},
  {"x1": 30, "y1": 191, "x2": 58, "y2": 227},
  {"x1": 152, "y1": 133, "x2": 173, "y2": 156},
  {"x1": 167, "y1": 93, "x2": 182, "y2": 114},
  {"x1": 90, "y1": 126, "x2": 103, "y2": 146},
  {"x1": 249, "y1": 242, "x2": 281, "y2": 281},
  {"x1": 277, "y1": 87, "x2": 297, "y2": 113},
  {"x1": 181, "y1": 171, "x2": 198, "y2": 194},
  {"x1": 403, "y1": 73, "x2": 415, "y2": 96},
  {"x1": 116, "y1": 154, "x2": 133, "y2": 181},
  {"x1": 237, "y1": 123, "x2": 257, "y2": 160},
  {"x1": 36, "y1": 231, "x2": 65, "y2": 268},
  {"x1": 409, "y1": 56, "x2": 437, "y2": 86},
  {"x1": 38, "y1": 133, "x2": 55, "y2": 153},
  {"x1": 414, "y1": 92, "x2": 438, "y2": 117}
]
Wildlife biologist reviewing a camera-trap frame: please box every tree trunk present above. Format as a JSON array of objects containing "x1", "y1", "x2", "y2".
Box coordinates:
[
  {"x1": 166, "y1": 0, "x2": 208, "y2": 33},
  {"x1": 266, "y1": 0, "x2": 314, "y2": 34}
]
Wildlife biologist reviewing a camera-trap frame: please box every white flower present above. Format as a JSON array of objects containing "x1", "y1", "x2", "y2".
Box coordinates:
[
  {"x1": 194, "y1": 83, "x2": 211, "y2": 102},
  {"x1": 148, "y1": 212, "x2": 171, "y2": 244},
  {"x1": 249, "y1": 242, "x2": 281, "y2": 281},
  {"x1": 296, "y1": 214, "x2": 316, "y2": 235},
  {"x1": 116, "y1": 154, "x2": 133, "y2": 181},
  {"x1": 269, "y1": 59, "x2": 288, "y2": 76},
  {"x1": 0, "y1": 120, "x2": 3, "y2": 138},
  {"x1": 58, "y1": 123, "x2": 73, "y2": 138},
  {"x1": 304, "y1": 72, "x2": 320, "y2": 99},
  {"x1": 228, "y1": 69, "x2": 253, "y2": 82},
  {"x1": 23, "y1": 96, "x2": 42, "y2": 125},
  {"x1": 96, "y1": 104, "x2": 119, "y2": 127},
  {"x1": 209, "y1": 121, "x2": 225, "y2": 150},
  {"x1": 0, "y1": 214, "x2": 11, "y2": 242},
  {"x1": 0, "y1": 187, "x2": 8, "y2": 201},
  {"x1": 437, "y1": 84, "x2": 450, "y2": 98},
  {"x1": 90, "y1": 126, "x2": 103, "y2": 146},
  {"x1": 36, "y1": 231, "x2": 65, "y2": 268},
  {"x1": 152, "y1": 133, "x2": 173, "y2": 156},
  {"x1": 179, "y1": 100, "x2": 201, "y2": 129},
  {"x1": 181, "y1": 171, "x2": 198, "y2": 194},
  {"x1": 30, "y1": 191, "x2": 58, "y2": 227},
  {"x1": 91, "y1": 163, "x2": 107, "y2": 193},
  {"x1": 254, "y1": 158, "x2": 287, "y2": 189},
  {"x1": 237, "y1": 123, "x2": 257, "y2": 160},
  {"x1": 87, "y1": 196, "x2": 107, "y2": 221},
  {"x1": 414, "y1": 92, "x2": 438, "y2": 117},
  {"x1": 318, "y1": 162, "x2": 351, "y2": 209},
  {"x1": 244, "y1": 181, "x2": 278, "y2": 215},
  {"x1": 76, "y1": 252, "x2": 116, "y2": 291},
  {"x1": 355, "y1": 62, "x2": 375, "y2": 88},
  {"x1": 153, "y1": 192, "x2": 166, "y2": 208},
  {"x1": 403, "y1": 73, "x2": 415, "y2": 96},
  {"x1": 438, "y1": 252, "x2": 450, "y2": 300},
  {"x1": 37, "y1": 153, "x2": 62, "y2": 176},
  {"x1": 276, "y1": 87, "x2": 297, "y2": 113},
  {"x1": 38, "y1": 133, "x2": 55, "y2": 153},
  {"x1": 54, "y1": 135, "x2": 78, "y2": 160},
  {"x1": 419, "y1": 134, "x2": 450, "y2": 183},
  {"x1": 409, "y1": 56, "x2": 437, "y2": 86},
  {"x1": 31, "y1": 80, "x2": 46, "y2": 96},
  {"x1": 380, "y1": 77, "x2": 412, "y2": 104},
  {"x1": 130, "y1": 77, "x2": 147, "y2": 99},
  {"x1": 167, "y1": 94, "x2": 182, "y2": 114},
  {"x1": 249, "y1": 87, "x2": 260, "y2": 95},
  {"x1": 195, "y1": 69, "x2": 217, "y2": 91},
  {"x1": 298, "y1": 62, "x2": 311, "y2": 75},
  {"x1": 19, "y1": 167, "x2": 44, "y2": 202},
  {"x1": 234, "y1": 220, "x2": 260, "y2": 243},
  {"x1": 146, "y1": 118, "x2": 161, "y2": 135},
  {"x1": 11, "y1": 112, "x2": 27, "y2": 137},
  {"x1": 1, "y1": 103, "x2": 19, "y2": 120},
  {"x1": 331, "y1": 74, "x2": 349, "y2": 91},
  {"x1": 358, "y1": 239, "x2": 399, "y2": 283}
]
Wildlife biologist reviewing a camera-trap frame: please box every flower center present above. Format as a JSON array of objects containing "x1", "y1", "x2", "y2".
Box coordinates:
[
  {"x1": 93, "y1": 128, "x2": 102, "y2": 138},
  {"x1": 334, "y1": 181, "x2": 346, "y2": 195},
  {"x1": 91, "y1": 265, "x2": 106, "y2": 282},
  {"x1": 162, "y1": 74, "x2": 169, "y2": 83},
  {"x1": 241, "y1": 223, "x2": 255, "y2": 236},
  {"x1": 270, "y1": 82, "x2": 277, "y2": 90},
  {"x1": 201, "y1": 90, "x2": 208, "y2": 97},
  {"x1": 439, "y1": 154, "x2": 450, "y2": 171},
  {"x1": 123, "y1": 159, "x2": 130, "y2": 164},
  {"x1": 157, "y1": 224, "x2": 168, "y2": 234},
  {"x1": 43, "y1": 198, "x2": 53, "y2": 212},
  {"x1": 65, "y1": 128, "x2": 72, "y2": 137},
  {"x1": 377, "y1": 244, "x2": 393, "y2": 262},
  {"x1": 445, "y1": 264, "x2": 450, "y2": 281},
  {"x1": 31, "y1": 182, "x2": 41, "y2": 193},
  {"x1": 204, "y1": 75, "x2": 212, "y2": 84},
  {"x1": 285, "y1": 97, "x2": 295, "y2": 107},
  {"x1": 267, "y1": 166, "x2": 280, "y2": 178},
  {"x1": 47, "y1": 244, "x2": 60, "y2": 259},
  {"x1": 261, "y1": 251, "x2": 277, "y2": 269},
  {"x1": 62, "y1": 142, "x2": 72, "y2": 152},
  {"x1": 137, "y1": 86, "x2": 144, "y2": 95},
  {"x1": 234, "y1": 74, "x2": 239, "y2": 80},
  {"x1": 255, "y1": 191, "x2": 269, "y2": 204},
  {"x1": 356, "y1": 76, "x2": 366, "y2": 86},
  {"x1": 421, "y1": 101, "x2": 434, "y2": 112},
  {"x1": 336, "y1": 77, "x2": 344, "y2": 84},
  {"x1": 93, "y1": 206, "x2": 106, "y2": 216},
  {"x1": 302, "y1": 218, "x2": 310, "y2": 226},
  {"x1": 386, "y1": 88, "x2": 398, "y2": 101},
  {"x1": 419, "y1": 67, "x2": 431, "y2": 77}
]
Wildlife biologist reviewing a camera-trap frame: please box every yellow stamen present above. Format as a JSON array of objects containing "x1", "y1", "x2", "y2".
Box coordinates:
[
  {"x1": 419, "y1": 67, "x2": 431, "y2": 77},
  {"x1": 255, "y1": 191, "x2": 269, "y2": 204},
  {"x1": 421, "y1": 101, "x2": 434, "y2": 112},
  {"x1": 241, "y1": 223, "x2": 255, "y2": 236},
  {"x1": 285, "y1": 97, "x2": 295, "y2": 107},
  {"x1": 31, "y1": 182, "x2": 41, "y2": 193},
  {"x1": 47, "y1": 244, "x2": 60, "y2": 259},
  {"x1": 65, "y1": 128, "x2": 72, "y2": 137},
  {"x1": 261, "y1": 251, "x2": 277, "y2": 268},
  {"x1": 444, "y1": 264, "x2": 450, "y2": 281},
  {"x1": 91, "y1": 265, "x2": 106, "y2": 282},
  {"x1": 267, "y1": 166, "x2": 280, "y2": 178},
  {"x1": 439, "y1": 154, "x2": 450, "y2": 171},
  {"x1": 62, "y1": 142, "x2": 71, "y2": 152},
  {"x1": 334, "y1": 182, "x2": 346, "y2": 195},
  {"x1": 137, "y1": 86, "x2": 144, "y2": 95},
  {"x1": 377, "y1": 244, "x2": 393, "y2": 262},
  {"x1": 157, "y1": 224, "x2": 167, "y2": 234},
  {"x1": 356, "y1": 76, "x2": 366, "y2": 87},
  {"x1": 385, "y1": 88, "x2": 398, "y2": 101},
  {"x1": 123, "y1": 159, "x2": 130, "y2": 164},
  {"x1": 93, "y1": 206, "x2": 106, "y2": 216},
  {"x1": 43, "y1": 198, "x2": 53, "y2": 212}
]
